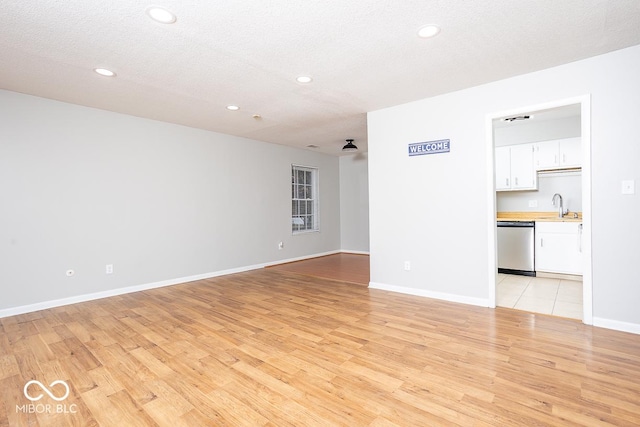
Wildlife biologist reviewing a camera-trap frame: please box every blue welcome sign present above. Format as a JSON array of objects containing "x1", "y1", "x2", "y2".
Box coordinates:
[{"x1": 408, "y1": 139, "x2": 450, "y2": 156}]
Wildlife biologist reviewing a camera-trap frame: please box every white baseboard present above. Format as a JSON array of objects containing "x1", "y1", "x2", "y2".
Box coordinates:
[
  {"x1": 0, "y1": 250, "x2": 347, "y2": 319},
  {"x1": 369, "y1": 281, "x2": 489, "y2": 308},
  {"x1": 339, "y1": 249, "x2": 370, "y2": 255},
  {"x1": 0, "y1": 263, "x2": 269, "y2": 319},
  {"x1": 368, "y1": 283, "x2": 640, "y2": 336},
  {"x1": 593, "y1": 317, "x2": 640, "y2": 335},
  {"x1": 263, "y1": 250, "x2": 341, "y2": 267}
]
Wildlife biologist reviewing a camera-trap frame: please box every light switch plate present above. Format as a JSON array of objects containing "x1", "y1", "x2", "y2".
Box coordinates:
[{"x1": 622, "y1": 180, "x2": 635, "y2": 195}]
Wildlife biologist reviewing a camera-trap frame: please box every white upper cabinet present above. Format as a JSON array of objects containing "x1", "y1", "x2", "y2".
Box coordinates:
[
  {"x1": 559, "y1": 137, "x2": 581, "y2": 168},
  {"x1": 510, "y1": 144, "x2": 536, "y2": 190},
  {"x1": 534, "y1": 140, "x2": 559, "y2": 169},
  {"x1": 534, "y1": 137, "x2": 581, "y2": 170},
  {"x1": 495, "y1": 146, "x2": 511, "y2": 191},
  {"x1": 495, "y1": 143, "x2": 536, "y2": 191}
]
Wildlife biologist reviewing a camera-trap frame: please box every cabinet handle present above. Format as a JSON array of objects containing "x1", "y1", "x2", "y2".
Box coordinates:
[
  {"x1": 563, "y1": 153, "x2": 566, "y2": 164},
  {"x1": 554, "y1": 154, "x2": 558, "y2": 164},
  {"x1": 506, "y1": 178, "x2": 509, "y2": 186},
  {"x1": 540, "y1": 237, "x2": 544, "y2": 248},
  {"x1": 515, "y1": 177, "x2": 518, "y2": 186}
]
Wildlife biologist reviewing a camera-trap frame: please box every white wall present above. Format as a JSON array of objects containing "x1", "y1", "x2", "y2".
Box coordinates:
[
  {"x1": 368, "y1": 44, "x2": 640, "y2": 332},
  {"x1": 339, "y1": 153, "x2": 369, "y2": 252},
  {"x1": 0, "y1": 90, "x2": 341, "y2": 314}
]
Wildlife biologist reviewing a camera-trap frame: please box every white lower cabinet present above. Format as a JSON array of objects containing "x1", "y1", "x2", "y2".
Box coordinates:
[{"x1": 535, "y1": 222, "x2": 582, "y2": 275}]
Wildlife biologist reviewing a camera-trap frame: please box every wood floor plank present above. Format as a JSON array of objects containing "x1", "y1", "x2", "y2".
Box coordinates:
[
  {"x1": 267, "y1": 253, "x2": 370, "y2": 285},
  {"x1": 2, "y1": 258, "x2": 640, "y2": 426},
  {"x1": 82, "y1": 387, "x2": 154, "y2": 427},
  {"x1": 204, "y1": 388, "x2": 269, "y2": 427},
  {"x1": 285, "y1": 369, "x2": 375, "y2": 426},
  {"x1": 142, "y1": 379, "x2": 195, "y2": 426},
  {"x1": 0, "y1": 354, "x2": 20, "y2": 381}
]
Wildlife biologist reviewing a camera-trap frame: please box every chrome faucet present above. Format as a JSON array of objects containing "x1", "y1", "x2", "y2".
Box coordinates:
[{"x1": 551, "y1": 193, "x2": 565, "y2": 218}]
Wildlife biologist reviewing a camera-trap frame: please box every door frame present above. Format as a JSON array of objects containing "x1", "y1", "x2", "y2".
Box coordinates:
[{"x1": 485, "y1": 95, "x2": 593, "y2": 324}]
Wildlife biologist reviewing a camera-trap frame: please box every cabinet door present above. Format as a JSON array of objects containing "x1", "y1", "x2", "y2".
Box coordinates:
[
  {"x1": 535, "y1": 223, "x2": 582, "y2": 275},
  {"x1": 535, "y1": 140, "x2": 559, "y2": 170},
  {"x1": 510, "y1": 144, "x2": 536, "y2": 190},
  {"x1": 559, "y1": 137, "x2": 581, "y2": 168},
  {"x1": 495, "y1": 146, "x2": 511, "y2": 190}
]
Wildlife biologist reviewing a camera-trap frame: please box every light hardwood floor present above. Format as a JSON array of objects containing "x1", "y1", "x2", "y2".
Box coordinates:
[
  {"x1": 267, "y1": 253, "x2": 370, "y2": 285},
  {"x1": 2, "y1": 259, "x2": 640, "y2": 426}
]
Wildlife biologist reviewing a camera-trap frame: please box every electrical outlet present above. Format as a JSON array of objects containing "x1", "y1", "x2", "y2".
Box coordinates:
[
  {"x1": 622, "y1": 180, "x2": 635, "y2": 195},
  {"x1": 278, "y1": 241, "x2": 284, "y2": 250},
  {"x1": 106, "y1": 264, "x2": 113, "y2": 274},
  {"x1": 404, "y1": 261, "x2": 411, "y2": 271}
]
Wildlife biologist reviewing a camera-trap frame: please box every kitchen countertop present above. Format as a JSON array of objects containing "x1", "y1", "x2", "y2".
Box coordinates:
[{"x1": 497, "y1": 211, "x2": 583, "y2": 223}]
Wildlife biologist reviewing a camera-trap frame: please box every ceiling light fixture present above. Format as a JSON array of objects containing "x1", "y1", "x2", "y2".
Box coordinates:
[
  {"x1": 342, "y1": 139, "x2": 358, "y2": 152},
  {"x1": 146, "y1": 6, "x2": 177, "y2": 24},
  {"x1": 296, "y1": 76, "x2": 313, "y2": 84},
  {"x1": 94, "y1": 68, "x2": 116, "y2": 77},
  {"x1": 417, "y1": 25, "x2": 441, "y2": 38},
  {"x1": 502, "y1": 115, "x2": 532, "y2": 122},
  {"x1": 226, "y1": 105, "x2": 240, "y2": 111}
]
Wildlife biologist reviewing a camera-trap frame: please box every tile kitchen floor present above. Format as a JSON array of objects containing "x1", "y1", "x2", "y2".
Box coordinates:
[{"x1": 496, "y1": 273, "x2": 583, "y2": 320}]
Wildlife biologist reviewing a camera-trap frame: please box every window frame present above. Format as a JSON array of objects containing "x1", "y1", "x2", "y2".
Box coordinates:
[{"x1": 291, "y1": 164, "x2": 319, "y2": 234}]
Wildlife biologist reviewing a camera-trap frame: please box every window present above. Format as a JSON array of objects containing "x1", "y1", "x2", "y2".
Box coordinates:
[{"x1": 291, "y1": 165, "x2": 318, "y2": 233}]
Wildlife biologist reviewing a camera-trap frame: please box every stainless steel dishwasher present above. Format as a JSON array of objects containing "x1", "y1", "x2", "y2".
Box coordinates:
[{"x1": 497, "y1": 221, "x2": 535, "y2": 276}]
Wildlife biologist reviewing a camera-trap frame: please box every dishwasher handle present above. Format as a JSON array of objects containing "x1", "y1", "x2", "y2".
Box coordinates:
[{"x1": 497, "y1": 221, "x2": 535, "y2": 227}]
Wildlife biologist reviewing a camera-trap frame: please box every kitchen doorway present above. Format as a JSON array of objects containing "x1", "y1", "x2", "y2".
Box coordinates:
[{"x1": 486, "y1": 96, "x2": 593, "y2": 324}]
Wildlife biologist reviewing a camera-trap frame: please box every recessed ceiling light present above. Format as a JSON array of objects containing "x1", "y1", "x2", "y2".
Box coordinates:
[
  {"x1": 296, "y1": 76, "x2": 313, "y2": 84},
  {"x1": 417, "y1": 25, "x2": 441, "y2": 38},
  {"x1": 94, "y1": 68, "x2": 116, "y2": 77},
  {"x1": 146, "y1": 6, "x2": 177, "y2": 24},
  {"x1": 226, "y1": 105, "x2": 240, "y2": 111}
]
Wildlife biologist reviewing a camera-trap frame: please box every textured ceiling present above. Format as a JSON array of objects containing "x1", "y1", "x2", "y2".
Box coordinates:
[{"x1": 2, "y1": 1, "x2": 640, "y2": 155}]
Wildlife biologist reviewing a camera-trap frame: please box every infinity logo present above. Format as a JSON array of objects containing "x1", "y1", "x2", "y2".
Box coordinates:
[{"x1": 23, "y1": 380, "x2": 70, "y2": 402}]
